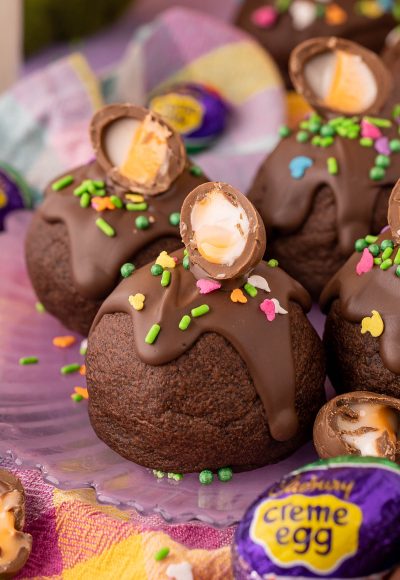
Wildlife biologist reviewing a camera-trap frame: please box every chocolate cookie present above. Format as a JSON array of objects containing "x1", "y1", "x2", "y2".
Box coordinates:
[
  {"x1": 248, "y1": 37, "x2": 400, "y2": 299},
  {"x1": 25, "y1": 104, "x2": 208, "y2": 335},
  {"x1": 87, "y1": 182, "x2": 326, "y2": 473},
  {"x1": 235, "y1": 0, "x2": 398, "y2": 87},
  {"x1": 382, "y1": 35, "x2": 400, "y2": 116}
]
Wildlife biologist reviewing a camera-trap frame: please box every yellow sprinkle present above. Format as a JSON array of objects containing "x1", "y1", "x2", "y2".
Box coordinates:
[
  {"x1": 361, "y1": 310, "x2": 384, "y2": 337},
  {"x1": 230, "y1": 288, "x2": 247, "y2": 304},
  {"x1": 125, "y1": 193, "x2": 144, "y2": 203},
  {"x1": 52, "y1": 335, "x2": 76, "y2": 348},
  {"x1": 129, "y1": 293, "x2": 146, "y2": 311},
  {"x1": 74, "y1": 386, "x2": 89, "y2": 400},
  {"x1": 156, "y1": 251, "x2": 176, "y2": 269}
]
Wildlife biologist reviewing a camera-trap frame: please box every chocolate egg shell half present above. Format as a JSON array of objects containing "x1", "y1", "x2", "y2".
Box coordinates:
[
  {"x1": 180, "y1": 181, "x2": 266, "y2": 280},
  {"x1": 313, "y1": 391, "x2": 400, "y2": 463},
  {"x1": 90, "y1": 103, "x2": 186, "y2": 195},
  {"x1": 289, "y1": 37, "x2": 392, "y2": 118},
  {"x1": 0, "y1": 468, "x2": 32, "y2": 577},
  {"x1": 388, "y1": 178, "x2": 400, "y2": 245}
]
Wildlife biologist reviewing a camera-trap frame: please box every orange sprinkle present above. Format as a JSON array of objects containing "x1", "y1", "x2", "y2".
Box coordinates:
[
  {"x1": 230, "y1": 288, "x2": 247, "y2": 304},
  {"x1": 79, "y1": 364, "x2": 86, "y2": 376},
  {"x1": 52, "y1": 335, "x2": 76, "y2": 348},
  {"x1": 91, "y1": 196, "x2": 116, "y2": 212},
  {"x1": 325, "y1": 3, "x2": 347, "y2": 25},
  {"x1": 74, "y1": 386, "x2": 89, "y2": 399}
]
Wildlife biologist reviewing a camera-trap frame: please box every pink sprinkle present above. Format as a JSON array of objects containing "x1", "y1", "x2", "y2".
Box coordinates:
[
  {"x1": 356, "y1": 248, "x2": 373, "y2": 276},
  {"x1": 173, "y1": 256, "x2": 179, "y2": 263},
  {"x1": 196, "y1": 279, "x2": 221, "y2": 294},
  {"x1": 251, "y1": 6, "x2": 278, "y2": 28},
  {"x1": 260, "y1": 299, "x2": 276, "y2": 321},
  {"x1": 375, "y1": 137, "x2": 390, "y2": 155},
  {"x1": 361, "y1": 120, "x2": 382, "y2": 140}
]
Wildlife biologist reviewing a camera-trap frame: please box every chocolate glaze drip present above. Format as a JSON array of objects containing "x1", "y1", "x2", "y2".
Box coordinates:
[
  {"x1": 91, "y1": 250, "x2": 311, "y2": 442},
  {"x1": 38, "y1": 161, "x2": 207, "y2": 300},
  {"x1": 249, "y1": 132, "x2": 399, "y2": 255},
  {"x1": 321, "y1": 233, "x2": 400, "y2": 374}
]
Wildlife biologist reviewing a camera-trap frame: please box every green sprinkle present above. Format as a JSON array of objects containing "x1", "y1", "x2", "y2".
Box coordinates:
[
  {"x1": 126, "y1": 202, "x2": 148, "y2": 211},
  {"x1": 161, "y1": 270, "x2": 171, "y2": 287},
  {"x1": 381, "y1": 239, "x2": 394, "y2": 251},
  {"x1": 80, "y1": 192, "x2": 91, "y2": 208},
  {"x1": 110, "y1": 195, "x2": 123, "y2": 209},
  {"x1": 87, "y1": 181, "x2": 97, "y2": 195},
  {"x1": 359, "y1": 137, "x2": 373, "y2": 147},
  {"x1": 217, "y1": 467, "x2": 233, "y2": 482},
  {"x1": 382, "y1": 247, "x2": 394, "y2": 260},
  {"x1": 369, "y1": 167, "x2": 385, "y2": 181},
  {"x1": 71, "y1": 393, "x2": 83, "y2": 402},
  {"x1": 120, "y1": 263, "x2": 135, "y2": 278},
  {"x1": 96, "y1": 217, "x2": 115, "y2": 237},
  {"x1": 320, "y1": 125, "x2": 335, "y2": 137},
  {"x1": 374, "y1": 257, "x2": 382, "y2": 265},
  {"x1": 199, "y1": 470, "x2": 213, "y2": 485},
  {"x1": 315, "y1": 3, "x2": 325, "y2": 17},
  {"x1": 279, "y1": 125, "x2": 291, "y2": 138},
  {"x1": 52, "y1": 175, "x2": 73, "y2": 191},
  {"x1": 183, "y1": 255, "x2": 190, "y2": 270},
  {"x1": 35, "y1": 302, "x2": 45, "y2": 313},
  {"x1": 151, "y1": 264, "x2": 163, "y2": 276},
  {"x1": 73, "y1": 183, "x2": 88, "y2": 196},
  {"x1": 276, "y1": 0, "x2": 291, "y2": 11},
  {"x1": 169, "y1": 212, "x2": 180, "y2": 226},
  {"x1": 179, "y1": 315, "x2": 191, "y2": 331},
  {"x1": 308, "y1": 120, "x2": 321, "y2": 134},
  {"x1": 93, "y1": 180, "x2": 105, "y2": 188},
  {"x1": 154, "y1": 547, "x2": 170, "y2": 561},
  {"x1": 267, "y1": 259, "x2": 279, "y2": 268},
  {"x1": 244, "y1": 283, "x2": 257, "y2": 297},
  {"x1": 135, "y1": 216, "x2": 150, "y2": 230},
  {"x1": 390, "y1": 139, "x2": 400, "y2": 152},
  {"x1": 380, "y1": 258, "x2": 393, "y2": 270},
  {"x1": 320, "y1": 136, "x2": 334, "y2": 147},
  {"x1": 95, "y1": 189, "x2": 106, "y2": 197},
  {"x1": 60, "y1": 363, "x2": 81, "y2": 375},
  {"x1": 190, "y1": 165, "x2": 203, "y2": 176},
  {"x1": 311, "y1": 136, "x2": 321, "y2": 146},
  {"x1": 296, "y1": 131, "x2": 309, "y2": 143},
  {"x1": 183, "y1": 249, "x2": 188, "y2": 256},
  {"x1": 355, "y1": 238, "x2": 368, "y2": 252},
  {"x1": 396, "y1": 266, "x2": 400, "y2": 277},
  {"x1": 375, "y1": 154, "x2": 390, "y2": 169},
  {"x1": 191, "y1": 304, "x2": 210, "y2": 318},
  {"x1": 365, "y1": 117, "x2": 392, "y2": 128},
  {"x1": 365, "y1": 234, "x2": 379, "y2": 244},
  {"x1": 167, "y1": 472, "x2": 183, "y2": 481},
  {"x1": 394, "y1": 248, "x2": 400, "y2": 265},
  {"x1": 19, "y1": 356, "x2": 38, "y2": 365},
  {"x1": 152, "y1": 469, "x2": 165, "y2": 479},
  {"x1": 327, "y1": 157, "x2": 339, "y2": 175},
  {"x1": 368, "y1": 243, "x2": 380, "y2": 257},
  {"x1": 145, "y1": 324, "x2": 161, "y2": 345}
]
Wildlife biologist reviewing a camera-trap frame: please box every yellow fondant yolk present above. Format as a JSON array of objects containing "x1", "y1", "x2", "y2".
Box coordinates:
[
  {"x1": 196, "y1": 224, "x2": 238, "y2": 264},
  {"x1": 324, "y1": 51, "x2": 370, "y2": 113}
]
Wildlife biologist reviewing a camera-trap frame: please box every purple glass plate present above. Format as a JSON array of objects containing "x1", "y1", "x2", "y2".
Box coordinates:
[{"x1": 0, "y1": 211, "x2": 327, "y2": 527}]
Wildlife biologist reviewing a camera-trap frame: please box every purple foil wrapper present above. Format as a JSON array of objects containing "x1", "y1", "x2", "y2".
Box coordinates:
[
  {"x1": 0, "y1": 163, "x2": 32, "y2": 229},
  {"x1": 233, "y1": 457, "x2": 400, "y2": 579}
]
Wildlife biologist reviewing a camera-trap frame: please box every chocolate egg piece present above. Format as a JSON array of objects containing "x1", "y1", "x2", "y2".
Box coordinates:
[
  {"x1": 149, "y1": 82, "x2": 229, "y2": 152},
  {"x1": 289, "y1": 37, "x2": 392, "y2": 117},
  {"x1": 90, "y1": 103, "x2": 186, "y2": 195},
  {"x1": 388, "y1": 178, "x2": 400, "y2": 244},
  {"x1": 314, "y1": 391, "x2": 400, "y2": 462},
  {"x1": 180, "y1": 181, "x2": 266, "y2": 280},
  {"x1": 0, "y1": 468, "x2": 32, "y2": 577}
]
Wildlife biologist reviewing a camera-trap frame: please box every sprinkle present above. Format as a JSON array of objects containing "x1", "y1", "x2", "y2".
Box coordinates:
[
  {"x1": 320, "y1": 124, "x2": 335, "y2": 137},
  {"x1": 369, "y1": 166, "x2": 385, "y2": 181},
  {"x1": 126, "y1": 202, "x2": 148, "y2": 211},
  {"x1": 271, "y1": 298, "x2": 288, "y2": 315},
  {"x1": 120, "y1": 263, "x2": 135, "y2": 278},
  {"x1": 156, "y1": 251, "x2": 176, "y2": 269},
  {"x1": 52, "y1": 335, "x2": 76, "y2": 348},
  {"x1": 74, "y1": 386, "x2": 89, "y2": 400},
  {"x1": 96, "y1": 217, "x2": 115, "y2": 237},
  {"x1": 199, "y1": 470, "x2": 213, "y2": 485},
  {"x1": 125, "y1": 193, "x2": 144, "y2": 203},
  {"x1": 260, "y1": 299, "x2": 276, "y2": 321},
  {"x1": 289, "y1": 156, "x2": 313, "y2": 179},
  {"x1": 365, "y1": 234, "x2": 379, "y2": 244},
  {"x1": 129, "y1": 293, "x2": 146, "y2": 311},
  {"x1": 279, "y1": 125, "x2": 291, "y2": 138},
  {"x1": 267, "y1": 259, "x2": 279, "y2": 268},
  {"x1": 161, "y1": 270, "x2": 171, "y2": 287},
  {"x1": 381, "y1": 239, "x2": 394, "y2": 251},
  {"x1": 359, "y1": 137, "x2": 373, "y2": 147},
  {"x1": 166, "y1": 562, "x2": 193, "y2": 580},
  {"x1": 110, "y1": 195, "x2": 123, "y2": 209},
  {"x1": 19, "y1": 356, "x2": 38, "y2": 365},
  {"x1": 368, "y1": 243, "x2": 380, "y2": 257},
  {"x1": 244, "y1": 283, "x2": 257, "y2": 297},
  {"x1": 92, "y1": 180, "x2": 105, "y2": 188},
  {"x1": 375, "y1": 137, "x2": 391, "y2": 156},
  {"x1": 145, "y1": 324, "x2": 161, "y2": 344},
  {"x1": 374, "y1": 257, "x2": 382, "y2": 265},
  {"x1": 361, "y1": 310, "x2": 384, "y2": 337},
  {"x1": 35, "y1": 301, "x2": 45, "y2": 313},
  {"x1": 52, "y1": 175, "x2": 73, "y2": 191},
  {"x1": 91, "y1": 196, "x2": 115, "y2": 211},
  {"x1": 183, "y1": 255, "x2": 190, "y2": 270},
  {"x1": 60, "y1": 363, "x2": 81, "y2": 375},
  {"x1": 327, "y1": 157, "x2": 339, "y2": 175},
  {"x1": 230, "y1": 288, "x2": 247, "y2": 303},
  {"x1": 169, "y1": 212, "x2": 180, "y2": 226},
  {"x1": 151, "y1": 264, "x2": 163, "y2": 276},
  {"x1": 217, "y1": 467, "x2": 233, "y2": 482},
  {"x1": 79, "y1": 365, "x2": 86, "y2": 377},
  {"x1": 79, "y1": 339, "x2": 88, "y2": 356},
  {"x1": 190, "y1": 165, "x2": 203, "y2": 176},
  {"x1": 390, "y1": 139, "x2": 400, "y2": 152},
  {"x1": 356, "y1": 248, "x2": 373, "y2": 275},
  {"x1": 73, "y1": 183, "x2": 88, "y2": 196},
  {"x1": 196, "y1": 279, "x2": 221, "y2": 294},
  {"x1": 361, "y1": 119, "x2": 381, "y2": 139},
  {"x1": 191, "y1": 304, "x2": 210, "y2": 317},
  {"x1": 365, "y1": 117, "x2": 392, "y2": 128},
  {"x1": 247, "y1": 275, "x2": 270, "y2": 292},
  {"x1": 396, "y1": 266, "x2": 400, "y2": 277},
  {"x1": 394, "y1": 248, "x2": 400, "y2": 265},
  {"x1": 251, "y1": 5, "x2": 278, "y2": 27},
  {"x1": 153, "y1": 470, "x2": 165, "y2": 479},
  {"x1": 167, "y1": 472, "x2": 183, "y2": 481},
  {"x1": 154, "y1": 547, "x2": 170, "y2": 562},
  {"x1": 179, "y1": 315, "x2": 191, "y2": 331},
  {"x1": 71, "y1": 393, "x2": 83, "y2": 402},
  {"x1": 355, "y1": 238, "x2": 368, "y2": 252},
  {"x1": 80, "y1": 193, "x2": 91, "y2": 208},
  {"x1": 380, "y1": 258, "x2": 393, "y2": 270},
  {"x1": 375, "y1": 154, "x2": 390, "y2": 168},
  {"x1": 382, "y1": 247, "x2": 394, "y2": 260},
  {"x1": 135, "y1": 216, "x2": 150, "y2": 230},
  {"x1": 325, "y1": 3, "x2": 347, "y2": 24},
  {"x1": 296, "y1": 131, "x2": 309, "y2": 143}
]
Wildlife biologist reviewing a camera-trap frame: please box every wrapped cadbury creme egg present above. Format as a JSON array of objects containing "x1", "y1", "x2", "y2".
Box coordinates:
[
  {"x1": 0, "y1": 162, "x2": 32, "y2": 230},
  {"x1": 149, "y1": 83, "x2": 229, "y2": 152},
  {"x1": 232, "y1": 457, "x2": 400, "y2": 579}
]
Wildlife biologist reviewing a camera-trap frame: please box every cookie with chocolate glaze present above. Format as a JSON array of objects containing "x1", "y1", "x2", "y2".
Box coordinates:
[
  {"x1": 87, "y1": 182, "x2": 326, "y2": 473},
  {"x1": 235, "y1": 0, "x2": 399, "y2": 87},
  {"x1": 0, "y1": 469, "x2": 32, "y2": 577},
  {"x1": 248, "y1": 37, "x2": 400, "y2": 300},
  {"x1": 382, "y1": 34, "x2": 400, "y2": 116},
  {"x1": 320, "y1": 179, "x2": 400, "y2": 399},
  {"x1": 25, "y1": 104, "x2": 208, "y2": 335}
]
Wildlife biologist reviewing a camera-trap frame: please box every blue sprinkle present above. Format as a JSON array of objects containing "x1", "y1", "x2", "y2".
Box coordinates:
[
  {"x1": 289, "y1": 156, "x2": 313, "y2": 180},
  {"x1": 378, "y1": 0, "x2": 393, "y2": 10}
]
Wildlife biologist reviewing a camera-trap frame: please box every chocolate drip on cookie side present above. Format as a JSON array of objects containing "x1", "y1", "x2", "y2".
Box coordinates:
[
  {"x1": 91, "y1": 251, "x2": 311, "y2": 442},
  {"x1": 320, "y1": 232, "x2": 400, "y2": 374},
  {"x1": 38, "y1": 161, "x2": 207, "y2": 300}
]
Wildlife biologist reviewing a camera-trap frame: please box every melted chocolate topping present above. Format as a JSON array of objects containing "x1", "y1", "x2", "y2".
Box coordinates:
[
  {"x1": 321, "y1": 232, "x2": 400, "y2": 374},
  {"x1": 38, "y1": 161, "x2": 207, "y2": 300},
  {"x1": 91, "y1": 251, "x2": 311, "y2": 442}
]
